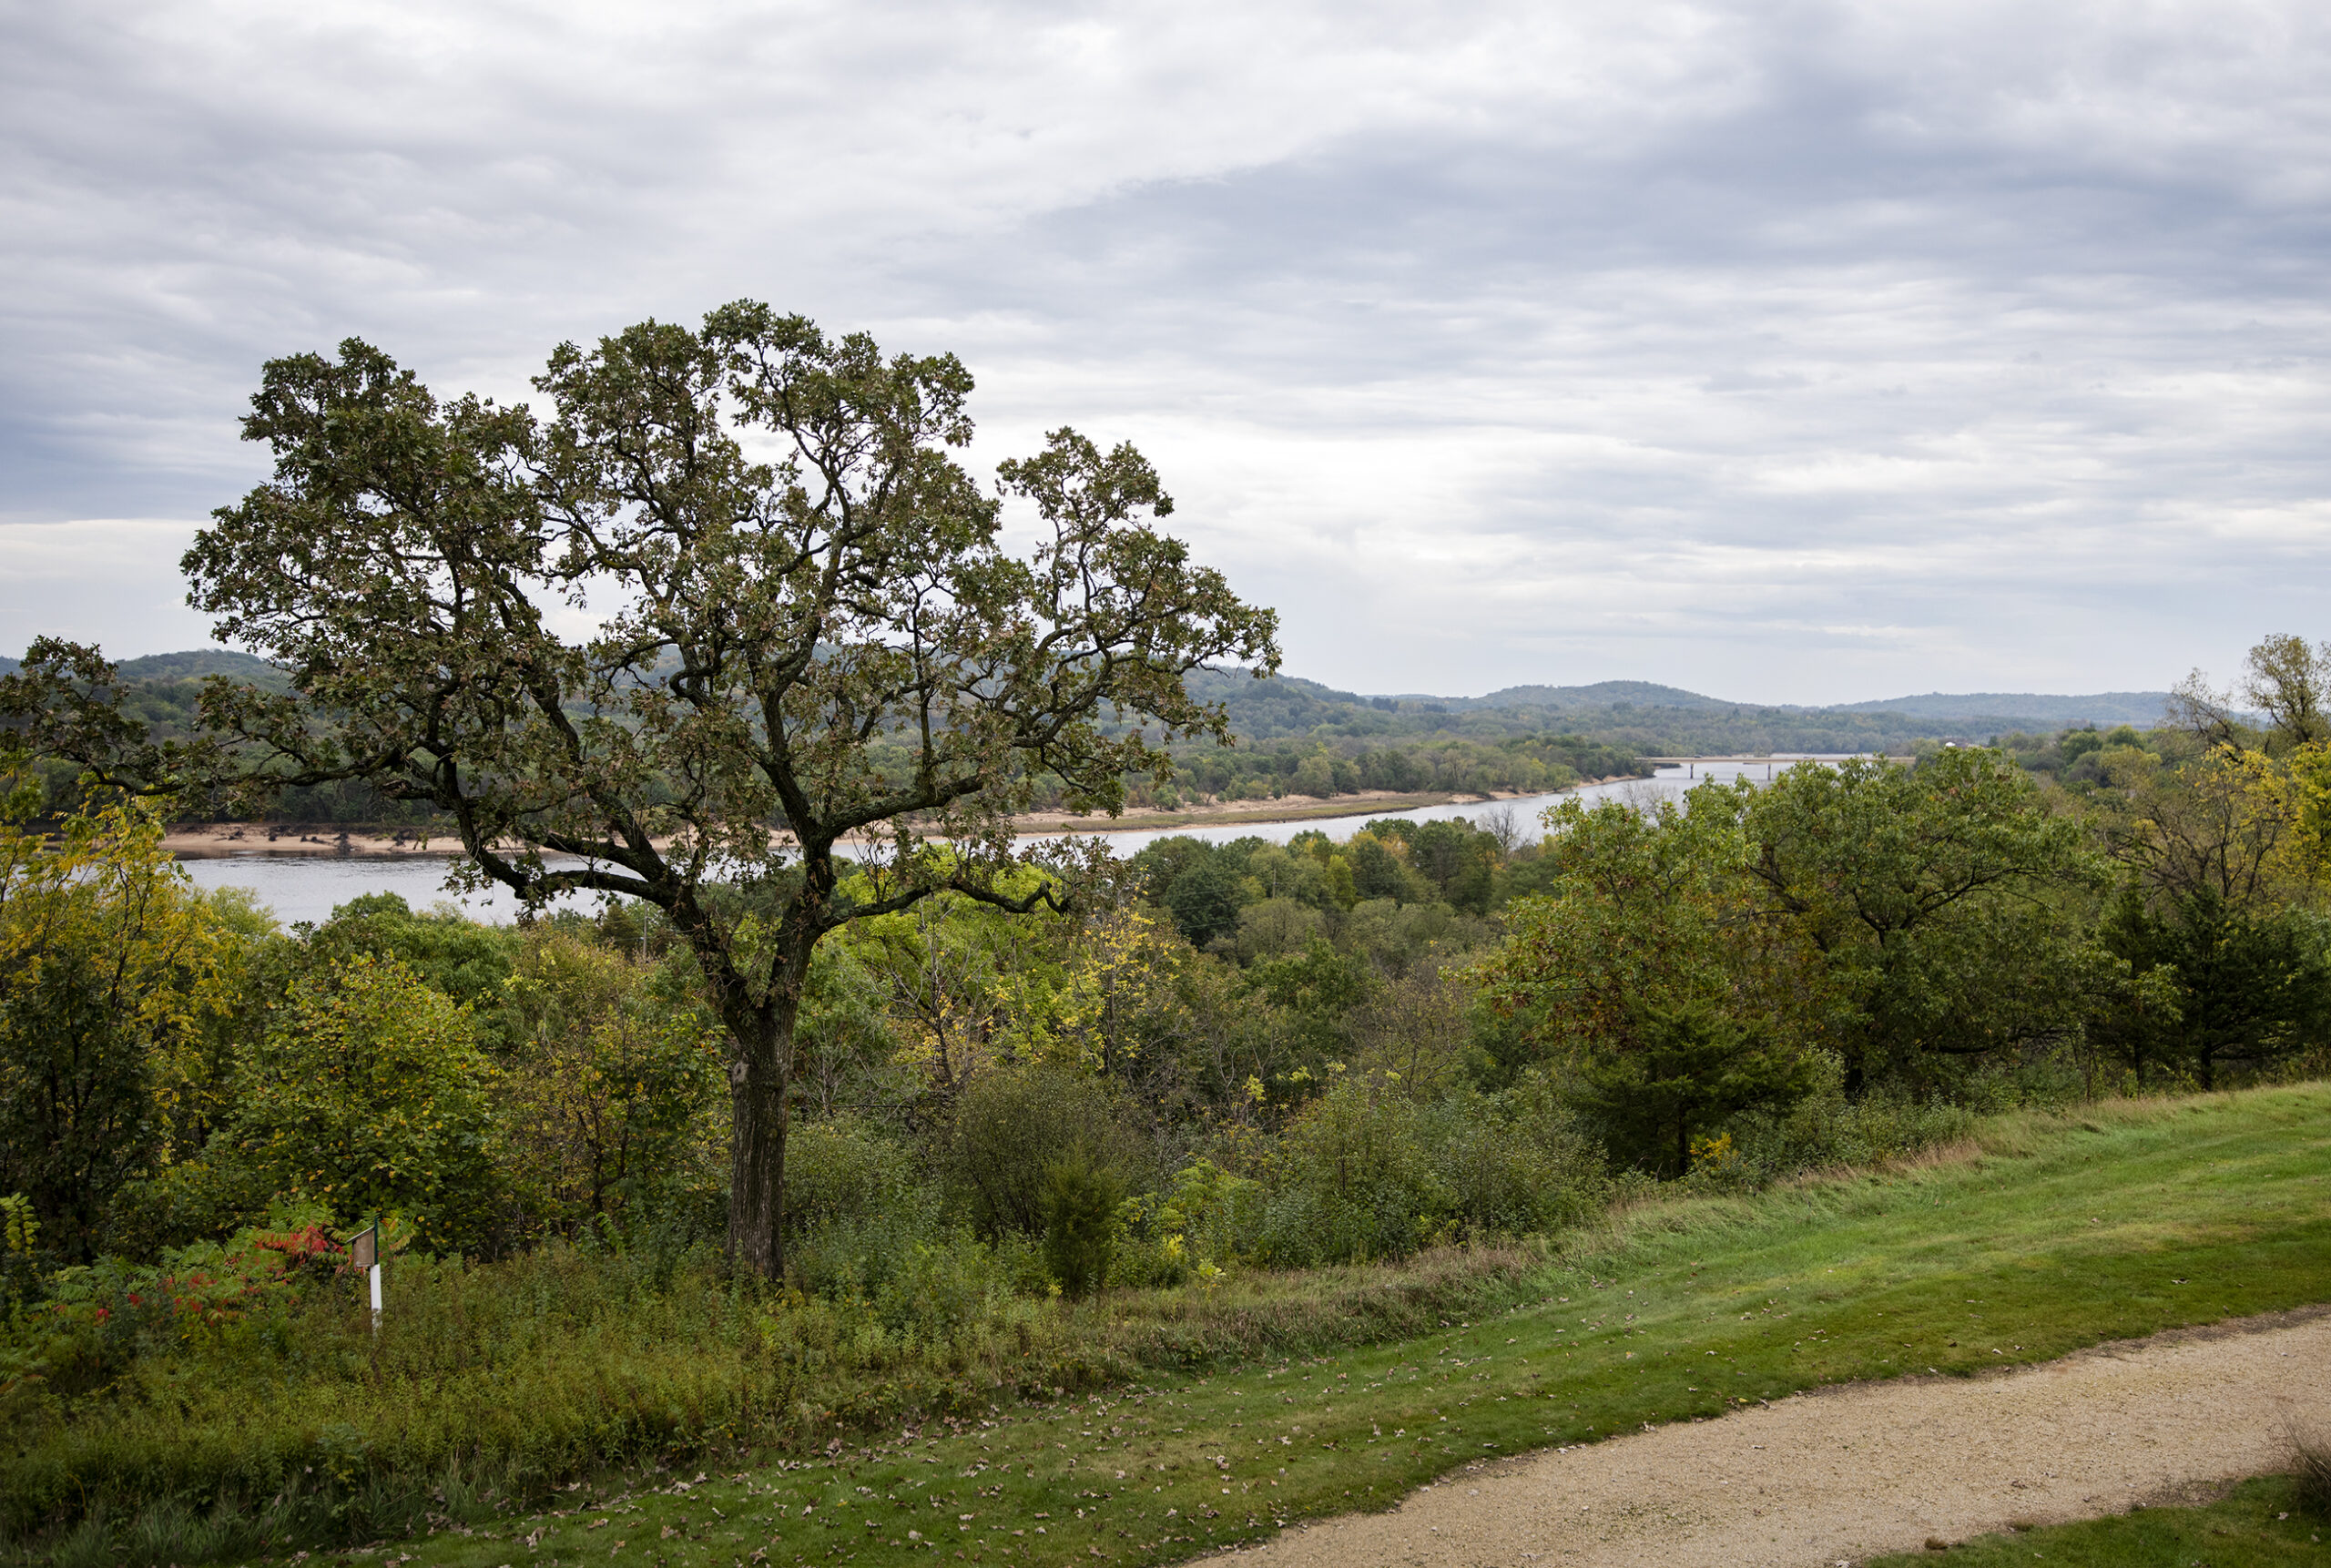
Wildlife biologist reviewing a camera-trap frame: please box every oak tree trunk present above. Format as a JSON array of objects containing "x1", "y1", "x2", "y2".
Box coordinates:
[{"x1": 726, "y1": 995, "x2": 799, "y2": 1280}]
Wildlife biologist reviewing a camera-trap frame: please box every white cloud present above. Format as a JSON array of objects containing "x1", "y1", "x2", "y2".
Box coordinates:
[
  {"x1": 3, "y1": 0, "x2": 2327, "y2": 701},
  {"x1": 0, "y1": 520, "x2": 212, "y2": 654}
]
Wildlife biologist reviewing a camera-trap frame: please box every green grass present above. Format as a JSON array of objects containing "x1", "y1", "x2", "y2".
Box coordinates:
[
  {"x1": 197, "y1": 1084, "x2": 2331, "y2": 1568},
  {"x1": 1864, "y1": 1473, "x2": 2331, "y2": 1564}
]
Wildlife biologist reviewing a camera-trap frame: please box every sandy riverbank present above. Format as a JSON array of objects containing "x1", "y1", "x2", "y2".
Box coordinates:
[{"x1": 159, "y1": 787, "x2": 1601, "y2": 860}]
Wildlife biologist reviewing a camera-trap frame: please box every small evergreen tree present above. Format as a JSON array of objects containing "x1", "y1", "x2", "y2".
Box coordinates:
[
  {"x1": 1569, "y1": 1002, "x2": 1820, "y2": 1178},
  {"x1": 1040, "y1": 1152, "x2": 1123, "y2": 1298}
]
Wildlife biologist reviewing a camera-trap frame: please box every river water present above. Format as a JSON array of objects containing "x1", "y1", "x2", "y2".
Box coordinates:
[{"x1": 175, "y1": 759, "x2": 1812, "y2": 926}]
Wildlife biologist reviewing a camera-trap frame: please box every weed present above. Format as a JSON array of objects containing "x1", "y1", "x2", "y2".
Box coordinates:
[{"x1": 2289, "y1": 1419, "x2": 2331, "y2": 1518}]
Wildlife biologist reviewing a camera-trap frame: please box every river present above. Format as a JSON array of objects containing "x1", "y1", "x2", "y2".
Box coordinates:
[{"x1": 174, "y1": 759, "x2": 1814, "y2": 926}]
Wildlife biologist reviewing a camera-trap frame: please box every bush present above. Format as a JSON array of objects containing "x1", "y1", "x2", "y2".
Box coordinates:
[
  {"x1": 1567, "y1": 1003, "x2": 1823, "y2": 1178},
  {"x1": 0, "y1": 795, "x2": 239, "y2": 1264},
  {"x1": 1434, "y1": 1076, "x2": 1609, "y2": 1237},
  {"x1": 1254, "y1": 1078, "x2": 1448, "y2": 1265},
  {"x1": 1160, "y1": 1157, "x2": 1262, "y2": 1271},
  {"x1": 870, "y1": 1229, "x2": 1015, "y2": 1344},
  {"x1": 784, "y1": 1118, "x2": 916, "y2": 1236},
  {"x1": 301, "y1": 893, "x2": 518, "y2": 1032},
  {"x1": 782, "y1": 1118, "x2": 944, "y2": 1306},
  {"x1": 196, "y1": 952, "x2": 503, "y2": 1254},
  {"x1": 500, "y1": 932, "x2": 728, "y2": 1243},
  {"x1": 1719, "y1": 1084, "x2": 1976, "y2": 1184},
  {"x1": 0, "y1": 1202, "x2": 349, "y2": 1406},
  {"x1": 1251, "y1": 1074, "x2": 1607, "y2": 1267},
  {"x1": 1040, "y1": 1155, "x2": 1123, "y2": 1298},
  {"x1": 947, "y1": 1067, "x2": 1145, "y2": 1238}
]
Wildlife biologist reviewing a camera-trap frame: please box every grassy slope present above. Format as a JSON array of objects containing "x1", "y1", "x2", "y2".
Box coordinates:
[{"x1": 244, "y1": 1085, "x2": 2331, "y2": 1568}]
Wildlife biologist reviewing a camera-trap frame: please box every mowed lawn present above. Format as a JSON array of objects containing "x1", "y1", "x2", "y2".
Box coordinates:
[
  {"x1": 1863, "y1": 1473, "x2": 2331, "y2": 1565},
  {"x1": 301, "y1": 1085, "x2": 2331, "y2": 1568}
]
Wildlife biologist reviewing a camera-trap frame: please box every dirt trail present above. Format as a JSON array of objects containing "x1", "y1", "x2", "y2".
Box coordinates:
[{"x1": 1228, "y1": 1308, "x2": 2331, "y2": 1567}]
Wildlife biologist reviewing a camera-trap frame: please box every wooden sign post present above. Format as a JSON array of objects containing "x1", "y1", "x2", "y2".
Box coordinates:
[{"x1": 349, "y1": 1222, "x2": 382, "y2": 1333}]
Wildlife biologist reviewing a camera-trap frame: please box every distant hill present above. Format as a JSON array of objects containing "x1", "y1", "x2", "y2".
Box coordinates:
[
  {"x1": 1183, "y1": 669, "x2": 2176, "y2": 754},
  {"x1": 1459, "y1": 681, "x2": 1742, "y2": 713},
  {"x1": 1821, "y1": 691, "x2": 2170, "y2": 728},
  {"x1": 0, "y1": 647, "x2": 290, "y2": 748},
  {"x1": 0, "y1": 647, "x2": 286, "y2": 687},
  {"x1": 4, "y1": 649, "x2": 2173, "y2": 756},
  {"x1": 114, "y1": 649, "x2": 289, "y2": 688}
]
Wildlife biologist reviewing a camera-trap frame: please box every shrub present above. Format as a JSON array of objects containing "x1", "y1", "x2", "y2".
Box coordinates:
[
  {"x1": 500, "y1": 932, "x2": 728, "y2": 1243},
  {"x1": 0, "y1": 795, "x2": 237, "y2": 1264},
  {"x1": 199, "y1": 952, "x2": 503, "y2": 1253},
  {"x1": 300, "y1": 893, "x2": 519, "y2": 1035},
  {"x1": 870, "y1": 1229, "x2": 1013, "y2": 1344},
  {"x1": 1040, "y1": 1155, "x2": 1123, "y2": 1298},
  {"x1": 1250, "y1": 1075, "x2": 1445, "y2": 1265},
  {"x1": 786, "y1": 1118, "x2": 916, "y2": 1235},
  {"x1": 782, "y1": 1119, "x2": 942, "y2": 1305},
  {"x1": 1567, "y1": 1003, "x2": 1823, "y2": 1177},
  {"x1": 1160, "y1": 1157, "x2": 1262, "y2": 1268},
  {"x1": 0, "y1": 1201, "x2": 349, "y2": 1406},
  {"x1": 947, "y1": 1067, "x2": 1145, "y2": 1238},
  {"x1": 1434, "y1": 1076, "x2": 1608, "y2": 1237},
  {"x1": 1251, "y1": 1074, "x2": 1607, "y2": 1267},
  {"x1": 1721, "y1": 1083, "x2": 1976, "y2": 1183}
]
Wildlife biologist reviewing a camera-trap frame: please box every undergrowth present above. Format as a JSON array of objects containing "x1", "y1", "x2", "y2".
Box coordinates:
[
  {"x1": 14, "y1": 1084, "x2": 2329, "y2": 1565},
  {"x1": 0, "y1": 1231, "x2": 1549, "y2": 1553}
]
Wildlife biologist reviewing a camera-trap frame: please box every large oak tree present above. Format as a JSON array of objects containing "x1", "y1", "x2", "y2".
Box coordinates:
[{"x1": 4, "y1": 303, "x2": 1277, "y2": 1276}]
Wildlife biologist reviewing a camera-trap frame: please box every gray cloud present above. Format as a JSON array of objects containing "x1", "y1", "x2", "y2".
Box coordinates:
[{"x1": 3, "y1": 0, "x2": 2326, "y2": 700}]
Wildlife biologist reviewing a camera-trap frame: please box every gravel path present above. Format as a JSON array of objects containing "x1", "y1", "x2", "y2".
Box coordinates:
[{"x1": 1227, "y1": 1308, "x2": 2331, "y2": 1567}]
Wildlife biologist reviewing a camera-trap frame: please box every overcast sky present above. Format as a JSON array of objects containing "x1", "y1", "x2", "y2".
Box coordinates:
[{"x1": 3, "y1": 0, "x2": 2326, "y2": 704}]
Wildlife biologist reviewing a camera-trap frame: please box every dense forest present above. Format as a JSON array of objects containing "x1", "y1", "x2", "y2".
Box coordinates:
[{"x1": 4, "y1": 633, "x2": 2328, "y2": 1559}]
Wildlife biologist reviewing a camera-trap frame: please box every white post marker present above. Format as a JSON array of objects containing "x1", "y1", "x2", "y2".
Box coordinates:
[{"x1": 350, "y1": 1222, "x2": 382, "y2": 1334}]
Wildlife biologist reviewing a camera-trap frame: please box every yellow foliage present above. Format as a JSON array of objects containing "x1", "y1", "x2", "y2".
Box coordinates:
[
  {"x1": 852, "y1": 882, "x2": 1189, "y2": 1091},
  {"x1": 0, "y1": 791, "x2": 235, "y2": 1166},
  {"x1": 2278, "y1": 739, "x2": 2331, "y2": 888}
]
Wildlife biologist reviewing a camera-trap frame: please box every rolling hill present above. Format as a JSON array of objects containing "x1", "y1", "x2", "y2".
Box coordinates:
[{"x1": 5, "y1": 648, "x2": 2172, "y2": 756}]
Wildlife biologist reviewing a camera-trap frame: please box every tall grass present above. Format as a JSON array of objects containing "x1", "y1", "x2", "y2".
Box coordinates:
[
  {"x1": 2291, "y1": 1420, "x2": 2331, "y2": 1519},
  {"x1": 0, "y1": 1231, "x2": 1551, "y2": 1554}
]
